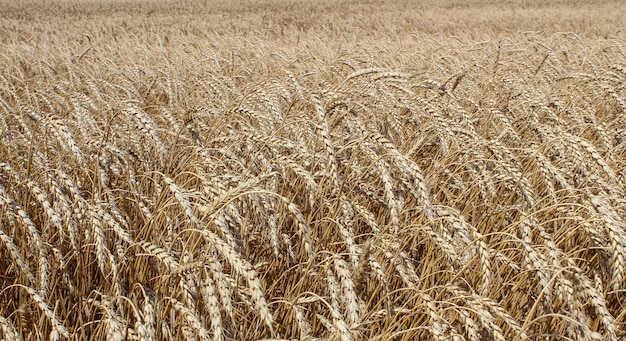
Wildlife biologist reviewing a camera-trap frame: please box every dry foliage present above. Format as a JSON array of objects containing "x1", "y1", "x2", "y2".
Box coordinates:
[{"x1": 1, "y1": 0, "x2": 625, "y2": 340}]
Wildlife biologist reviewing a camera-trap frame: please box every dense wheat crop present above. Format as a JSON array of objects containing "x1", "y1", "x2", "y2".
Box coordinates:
[{"x1": 1, "y1": 0, "x2": 625, "y2": 340}]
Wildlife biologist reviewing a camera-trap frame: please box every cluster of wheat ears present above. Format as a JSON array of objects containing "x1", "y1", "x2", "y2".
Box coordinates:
[{"x1": 1, "y1": 0, "x2": 625, "y2": 340}]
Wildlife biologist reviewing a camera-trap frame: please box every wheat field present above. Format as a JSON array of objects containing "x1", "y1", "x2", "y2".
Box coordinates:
[{"x1": 1, "y1": 0, "x2": 625, "y2": 340}]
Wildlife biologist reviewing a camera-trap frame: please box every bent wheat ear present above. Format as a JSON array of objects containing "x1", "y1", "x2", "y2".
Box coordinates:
[
  {"x1": 312, "y1": 94, "x2": 339, "y2": 192},
  {"x1": 138, "y1": 286, "x2": 156, "y2": 341},
  {"x1": 0, "y1": 228, "x2": 35, "y2": 284},
  {"x1": 200, "y1": 269, "x2": 223, "y2": 341},
  {"x1": 0, "y1": 315, "x2": 20, "y2": 341},
  {"x1": 192, "y1": 227, "x2": 274, "y2": 332},
  {"x1": 168, "y1": 297, "x2": 210, "y2": 341},
  {"x1": 326, "y1": 266, "x2": 352, "y2": 341},
  {"x1": 588, "y1": 194, "x2": 626, "y2": 292},
  {"x1": 125, "y1": 105, "x2": 167, "y2": 158},
  {"x1": 20, "y1": 285, "x2": 69, "y2": 339},
  {"x1": 0, "y1": 184, "x2": 49, "y2": 297}
]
